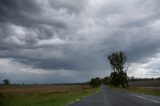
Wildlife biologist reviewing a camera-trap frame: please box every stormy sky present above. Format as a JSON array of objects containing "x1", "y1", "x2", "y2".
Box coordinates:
[{"x1": 0, "y1": 0, "x2": 160, "y2": 83}]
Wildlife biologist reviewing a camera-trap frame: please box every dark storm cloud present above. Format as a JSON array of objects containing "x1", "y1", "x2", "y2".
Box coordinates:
[
  {"x1": 0, "y1": 0, "x2": 69, "y2": 30},
  {"x1": 0, "y1": 0, "x2": 160, "y2": 83},
  {"x1": 0, "y1": 0, "x2": 41, "y2": 25}
]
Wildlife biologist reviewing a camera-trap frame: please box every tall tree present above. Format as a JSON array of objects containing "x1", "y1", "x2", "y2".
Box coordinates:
[{"x1": 108, "y1": 51, "x2": 128, "y2": 88}]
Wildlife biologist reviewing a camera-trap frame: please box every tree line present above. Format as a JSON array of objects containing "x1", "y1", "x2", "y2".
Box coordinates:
[{"x1": 89, "y1": 77, "x2": 110, "y2": 88}]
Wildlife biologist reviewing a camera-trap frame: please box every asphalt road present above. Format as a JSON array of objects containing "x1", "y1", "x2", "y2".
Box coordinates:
[{"x1": 68, "y1": 85, "x2": 160, "y2": 106}]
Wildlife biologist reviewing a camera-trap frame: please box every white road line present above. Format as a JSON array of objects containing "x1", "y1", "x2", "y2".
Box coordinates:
[
  {"x1": 135, "y1": 95, "x2": 160, "y2": 104},
  {"x1": 68, "y1": 98, "x2": 80, "y2": 104}
]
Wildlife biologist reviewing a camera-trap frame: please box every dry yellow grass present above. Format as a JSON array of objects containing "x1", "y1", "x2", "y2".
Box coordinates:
[{"x1": 0, "y1": 85, "x2": 90, "y2": 94}]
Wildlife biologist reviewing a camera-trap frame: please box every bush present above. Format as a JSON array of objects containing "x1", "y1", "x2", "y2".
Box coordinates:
[{"x1": 90, "y1": 77, "x2": 101, "y2": 88}]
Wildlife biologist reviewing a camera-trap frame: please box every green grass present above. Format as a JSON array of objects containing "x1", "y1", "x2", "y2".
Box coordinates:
[
  {"x1": 0, "y1": 85, "x2": 99, "y2": 106},
  {"x1": 124, "y1": 87, "x2": 160, "y2": 96}
]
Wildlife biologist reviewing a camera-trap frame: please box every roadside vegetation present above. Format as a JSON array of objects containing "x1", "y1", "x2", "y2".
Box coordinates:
[
  {"x1": 108, "y1": 51, "x2": 129, "y2": 88},
  {"x1": 89, "y1": 51, "x2": 129, "y2": 88},
  {"x1": 124, "y1": 86, "x2": 160, "y2": 96},
  {"x1": 126, "y1": 79, "x2": 160, "y2": 96},
  {"x1": 106, "y1": 51, "x2": 160, "y2": 96},
  {"x1": 109, "y1": 79, "x2": 160, "y2": 96},
  {"x1": 0, "y1": 85, "x2": 99, "y2": 106}
]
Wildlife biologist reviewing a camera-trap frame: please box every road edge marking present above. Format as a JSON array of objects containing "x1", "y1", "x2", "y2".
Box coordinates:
[{"x1": 134, "y1": 95, "x2": 160, "y2": 104}]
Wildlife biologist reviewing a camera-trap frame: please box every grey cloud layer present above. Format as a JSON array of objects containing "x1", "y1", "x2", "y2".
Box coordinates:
[{"x1": 0, "y1": 0, "x2": 160, "y2": 81}]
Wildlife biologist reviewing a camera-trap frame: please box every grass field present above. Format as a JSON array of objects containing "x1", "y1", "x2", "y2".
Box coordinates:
[
  {"x1": 127, "y1": 80, "x2": 160, "y2": 96},
  {"x1": 129, "y1": 80, "x2": 160, "y2": 87},
  {"x1": 110, "y1": 80, "x2": 160, "y2": 96},
  {"x1": 0, "y1": 85, "x2": 99, "y2": 106},
  {"x1": 124, "y1": 86, "x2": 160, "y2": 96}
]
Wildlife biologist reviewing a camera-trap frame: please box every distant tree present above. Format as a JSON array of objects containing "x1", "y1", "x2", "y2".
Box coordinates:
[
  {"x1": 3, "y1": 79, "x2": 10, "y2": 85},
  {"x1": 157, "y1": 77, "x2": 160, "y2": 80},
  {"x1": 90, "y1": 77, "x2": 101, "y2": 88},
  {"x1": 102, "y1": 76, "x2": 110, "y2": 85},
  {"x1": 108, "y1": 51, "x2": 128, "y2": 88}
]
